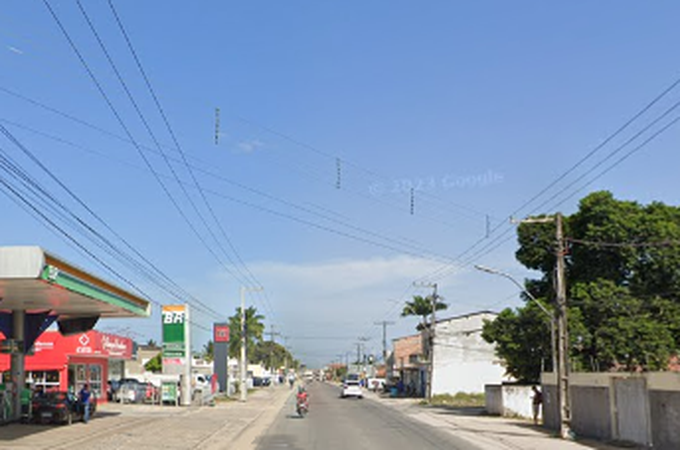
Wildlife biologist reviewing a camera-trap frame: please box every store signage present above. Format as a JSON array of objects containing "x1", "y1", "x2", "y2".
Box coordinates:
[
  {"x1": 101, "y1": 335, "x2": 129, "y2": 357},
  {"x1": 162, "y1": 305, "x2": 190, "y2": 375},
  {"x1": 213, "y1": 324, "x2": 230, "y2": 343}
]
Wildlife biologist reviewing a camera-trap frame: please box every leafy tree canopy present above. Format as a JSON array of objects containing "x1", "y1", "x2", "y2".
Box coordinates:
[
  {"x1": 251, "y1": 340, "x2": 294, "y2": 369},
  {"x1": 144, "y1": 352, "x2": 162, "y2": 373},
  {"x1": 483, "y1": 191, "x2": 680, "y2": 381}
]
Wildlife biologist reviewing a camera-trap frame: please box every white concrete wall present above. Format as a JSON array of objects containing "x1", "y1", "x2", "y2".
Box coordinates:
[
  {"x1": 431, "y1": 312, "x2": 508, "y2": 395},
  {"x1": 485, "y1": 385, "x2": 503, "y2": 415},
  {"x1": 502, "y1": 385, "x2": 535, "y2": 419},
  {"x1": 484, "y1": 384, "x2": 536, "y2": 419}
]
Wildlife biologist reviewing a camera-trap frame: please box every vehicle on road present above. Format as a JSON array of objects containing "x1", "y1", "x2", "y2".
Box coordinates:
[
  {"x1": 32, "y1": 391, "x2": 96, "y2": 425},
  {"x1": 341, "y1": 379, "x2": 363, "y2": 399},
  {"x1": 296, "y1": 398, "x2": 308, "y2": 417}
]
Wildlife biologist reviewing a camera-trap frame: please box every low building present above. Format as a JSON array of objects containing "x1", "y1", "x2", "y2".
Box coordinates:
[
  {"x1": 391, "y1": 333, "x2": 427, "y2": 397},
  {"x1": 431, "y1": 311, "x2": 508, "y2": 395},
  {"x1": 0, "y1": 329, "x2": 133, "y2": 402}
]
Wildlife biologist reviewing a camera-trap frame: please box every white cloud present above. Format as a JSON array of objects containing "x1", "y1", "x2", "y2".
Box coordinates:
[
  {"x1": 7, "y1": 46, "x2": 23, "y2": 55},
  {"x1": 237, "y1": 139, "x2": 265, "y2": 153}
]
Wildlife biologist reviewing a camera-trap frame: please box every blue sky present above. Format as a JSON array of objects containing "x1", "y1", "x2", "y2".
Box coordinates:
[{"x1": 2, "y1": 1, "x2": 680, "y2": 367}]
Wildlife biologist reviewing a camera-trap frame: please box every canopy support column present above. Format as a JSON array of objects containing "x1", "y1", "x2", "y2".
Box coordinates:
[{"x1": 10, "y1": 309, "x2": 25, "y2": 421}]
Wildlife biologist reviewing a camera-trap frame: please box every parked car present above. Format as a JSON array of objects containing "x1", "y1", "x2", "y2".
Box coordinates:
[
  {"x1": 367, "y1": 377, "x2": 386, "y2": 392},
  {"x1": 341, "y1": 379, "x2": 363, "y2": 399},
  {"x1": 116, "y1": 379, "x2": 145, "y2": 403},
  {"x1": 32, "y1": 391, "x2": 96, "y2": 425},
  {"x1": 252, "y1": 376, "x2": 271, "y2": 387},
  {"x1": 107, "y1": 380, "x2": 120, "y2": 401}
]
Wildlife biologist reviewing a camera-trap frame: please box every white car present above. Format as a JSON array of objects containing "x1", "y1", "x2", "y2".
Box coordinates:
[{"x1": 341, "y1": 380, "x2": 363, "y2": 399}]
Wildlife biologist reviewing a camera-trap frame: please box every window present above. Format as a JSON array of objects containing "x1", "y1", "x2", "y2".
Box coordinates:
[{"x1": 27, "y1": 371, "x2": 60, "y2": 392}]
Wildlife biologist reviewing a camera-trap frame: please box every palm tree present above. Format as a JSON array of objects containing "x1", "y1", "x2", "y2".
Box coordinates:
[
  {"x1": 202, "y1": 340, "x2": 214, "y2": 362},
  {"x1": 228, "y1": 306, "x2": 265, "y2": 361},
  {"x1": 401, "y1": 295, "x2": 448, "y2": 331}
]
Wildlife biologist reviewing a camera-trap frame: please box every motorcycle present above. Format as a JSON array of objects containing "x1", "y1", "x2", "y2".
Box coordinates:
[{"x1": 296, "y1": 398, "x2": 308, "y2": 418}]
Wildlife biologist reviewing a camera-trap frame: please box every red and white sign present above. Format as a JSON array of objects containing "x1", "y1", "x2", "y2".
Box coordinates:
[{"x1": 213, "y1": 324, "x2": 230, "y2": 343}]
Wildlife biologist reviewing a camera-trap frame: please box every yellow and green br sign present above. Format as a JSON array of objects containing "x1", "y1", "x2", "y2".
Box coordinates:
[{"x1": 162, "y1": 305, "x2": 187, "y2": 358}]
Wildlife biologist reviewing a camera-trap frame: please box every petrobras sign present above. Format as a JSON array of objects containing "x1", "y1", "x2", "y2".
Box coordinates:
[{"x1": 162, "y1": 305, "x2": 190, "y2": 375}]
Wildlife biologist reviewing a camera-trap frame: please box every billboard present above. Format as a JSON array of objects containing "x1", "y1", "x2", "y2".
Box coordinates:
[{"x1": 162, "y1": 305, "x2": 190, "y2": 375}]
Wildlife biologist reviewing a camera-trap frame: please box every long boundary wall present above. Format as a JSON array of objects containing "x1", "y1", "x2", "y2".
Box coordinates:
[{"x1": 541, "y1": 372, "x2": 680, "y2": 449}]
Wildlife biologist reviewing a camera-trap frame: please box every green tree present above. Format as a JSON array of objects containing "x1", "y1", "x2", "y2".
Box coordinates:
[
  {"x1": 144, "y1": 352, "x2": 162, "y2": 373},
  {"x1": 401, "y1": 295, "x2": 448, "y2": 331},
  {"x1": 483, "y1": 191, "x2": 680, "y2": 381},
  {"x1": 251, "y1": 340, "x2": 294, "y2": 369},
  {"x1": 228, "y1": 306, "x2": 265, "y2": 362},
  {"x1": 202, "y1": 340, "x2": 214, "y2": 362}
]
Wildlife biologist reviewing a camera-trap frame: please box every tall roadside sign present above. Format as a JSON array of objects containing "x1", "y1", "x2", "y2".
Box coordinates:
[
  {"x1": 213, "y1": 323, "x2": 230, "y2": 394},
  {"x1": 162, "y1": 305, "x2": 191, "y2": 406}
]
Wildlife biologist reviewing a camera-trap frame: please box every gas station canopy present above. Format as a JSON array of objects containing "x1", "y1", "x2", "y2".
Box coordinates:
[
  {"x1": 0, "y1": 246, "x2": 152, "y2": 421},
  {"x1": 0, "y1": 246, "x2": 151, "y2": 319}
]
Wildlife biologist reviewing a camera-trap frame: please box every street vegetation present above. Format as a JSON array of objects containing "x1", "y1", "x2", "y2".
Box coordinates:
[
  {"x1": 422, "y1": 392, "x2": 486, "y2": 408},
  {"x1": 482, "y1": 191, "x2": 680, "y2": 381}
]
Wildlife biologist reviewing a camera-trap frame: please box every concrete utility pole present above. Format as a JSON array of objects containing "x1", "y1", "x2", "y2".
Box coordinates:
[
  {"x1": 357, "y1": 337, "x2": 370, "y2": 367},
  {"x1": 512, "y1": 214, "x2": 571, "y2": 438},
  {"x1": 555, "y1": 213, "x2": 571, "y2": 439},
  {"x1": 240, "y1": 286, "x2": 263, "y2": 402},
  {"x1": 374, "y1": 321, "x2": 395, "y2": 363},
  {"x1": 413, "y1": 282, "x2": 438, "y2": 402},
  {"x1": 265, "y1": 325, "x2": 281, "y2": 375}
]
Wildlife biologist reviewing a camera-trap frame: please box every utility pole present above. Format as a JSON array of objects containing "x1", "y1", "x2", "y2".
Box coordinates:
[
  {"x1": 240, "y1": 286, "x2": 263, "y2": 402},
  {"x1": 357, "y1": 336, "x2": 370, "y2": 370},
  {"x1": 414, "y1": 282, "x2": 439, "y2": 402},
  {"x1": 555, "y1": 213, "x2": 571, "y2": 439},
  {"x1": 374, "y1": 321, "x2": 395, "y2": 363},
  {"x1": 265, "y1": 325, "x2": 281, "y2": 377},
  {"x1": 512, "y1": 214, "x2": 571, "y2": 438}
]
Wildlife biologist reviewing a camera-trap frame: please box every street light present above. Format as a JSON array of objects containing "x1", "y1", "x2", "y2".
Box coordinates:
[{"x1": 474, "y1": 265, "x2": 557, "y2": 381}]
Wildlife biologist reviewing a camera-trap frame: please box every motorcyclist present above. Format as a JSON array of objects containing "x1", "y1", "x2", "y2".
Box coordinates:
[{"x1": 296, "y1": 385, "x2": 308, "y2": 412}]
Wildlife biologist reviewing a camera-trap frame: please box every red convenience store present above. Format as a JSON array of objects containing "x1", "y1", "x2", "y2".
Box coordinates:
[{"x1": 0, "y1": 330, "x2": 133, "y2": 403}]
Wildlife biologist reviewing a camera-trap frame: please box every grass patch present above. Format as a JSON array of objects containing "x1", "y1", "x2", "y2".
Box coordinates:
[
  {"x1": 213, "y1": 393, "x2": 235, "y2": 403},
  {"x1": 424, "y1": 392, "x2": 485, "y2": 407}
]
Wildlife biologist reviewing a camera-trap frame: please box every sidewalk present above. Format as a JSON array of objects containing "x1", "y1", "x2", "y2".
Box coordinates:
[
  {"x1": 0, "y1": 385, "x2": 293, "y2": 450},
  {"x1": 364, "y1": 391, "x2": 632, "y2": 450}
]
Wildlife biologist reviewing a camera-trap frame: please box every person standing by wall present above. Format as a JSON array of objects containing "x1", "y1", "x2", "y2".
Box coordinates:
[{"x1": 531, "y1": 385, "x2": 543, "y2": 425}]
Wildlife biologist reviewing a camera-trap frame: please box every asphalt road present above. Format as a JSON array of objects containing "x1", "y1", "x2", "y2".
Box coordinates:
[{"x1": 255, "y1": 382, "x2": 482, "y2": 450}]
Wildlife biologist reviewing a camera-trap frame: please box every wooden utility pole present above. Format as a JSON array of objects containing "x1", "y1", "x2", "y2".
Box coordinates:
[{"x1": 555, "y1": 213, "x2": 571, "y2": 438}]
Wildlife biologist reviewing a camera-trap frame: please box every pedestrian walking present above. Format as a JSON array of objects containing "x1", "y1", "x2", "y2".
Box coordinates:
[
  {"x1": 79, "y1": 384, "x2": 92, "y2": 424},
  {"x1": 531, "y1": 385, "x2": 543, "y2": 425}
]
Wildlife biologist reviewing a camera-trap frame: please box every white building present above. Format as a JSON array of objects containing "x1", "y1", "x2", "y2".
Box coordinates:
[{"x1": 431, "y1": 311, "x2": 510, "y2": 395}]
